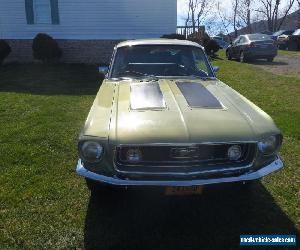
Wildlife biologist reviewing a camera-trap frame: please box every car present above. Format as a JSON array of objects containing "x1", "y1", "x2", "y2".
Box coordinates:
[
  {"x1": 212, "y1": 37, "x2": 229, "y2": 49},
  {"x1": 76, "y1": 39, "x2": 283, "y2": 194},
  {"x1": 226, "y1": 33, "x2": 277, "y2": 62},
  {"x1": 278, "y1": 29, "x2": 300, "y2": 51},
  {"x1": 271, "y1": 30, "x2": 294, "y2": 40}
]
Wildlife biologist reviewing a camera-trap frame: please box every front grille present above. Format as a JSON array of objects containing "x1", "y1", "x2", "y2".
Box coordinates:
[{"x1": 115, "y1": 143, "x2": 256, "y2": 178}]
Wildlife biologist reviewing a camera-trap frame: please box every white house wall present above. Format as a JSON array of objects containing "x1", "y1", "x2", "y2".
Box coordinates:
[{"x1": 0, "y1": 0, "x2": 177, "y2": 40}]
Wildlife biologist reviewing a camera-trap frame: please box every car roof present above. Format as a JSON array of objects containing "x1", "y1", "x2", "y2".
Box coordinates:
[{"x1": 116, "y1": 39, "x2": 204, "y2": 49}]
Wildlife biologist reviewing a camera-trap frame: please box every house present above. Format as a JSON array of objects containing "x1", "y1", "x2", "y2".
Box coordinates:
[
  {"x1": 0, "y1": 0, "x2": 177, "y2": 63},
  {"x1": 229, "y1": 9, "x2": 300, "y2": 38}
]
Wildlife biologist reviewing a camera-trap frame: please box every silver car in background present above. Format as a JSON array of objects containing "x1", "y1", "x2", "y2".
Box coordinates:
[{"x1": 226, "y1": 34, "x2": 278, "y2": 62}]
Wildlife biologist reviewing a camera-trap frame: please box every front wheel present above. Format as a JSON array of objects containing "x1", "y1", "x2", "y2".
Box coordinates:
[
  {"x1": 226, "y1": 50, "x2": 232, "y2": 60},
  {"x1": 267, "y1": 57, "x2": 274, "y2": 62},
  {"x1": 239, "y1": 51, "x2": 246, "y2": 63}
]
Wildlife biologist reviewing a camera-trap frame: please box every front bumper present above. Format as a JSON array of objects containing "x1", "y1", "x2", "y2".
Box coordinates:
[{"x1": 76, "y1": 157, "x2": 284, "y2": 187}]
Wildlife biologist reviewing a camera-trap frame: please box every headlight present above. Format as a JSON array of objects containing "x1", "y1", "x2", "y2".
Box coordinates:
[
  {"x1": 80, "y1": 141, "x2": 104, "y2": 163},
  {"x1": 258, "y1": 135, "x2": 282, "y2": 155},
  {"x1": 228, "y1": 145, "x2": 242, "y2": 161}
]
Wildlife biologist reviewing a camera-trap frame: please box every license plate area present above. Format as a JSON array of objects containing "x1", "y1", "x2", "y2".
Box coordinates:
[{"x1": 165, "y1": 186, "x2": 204, "y2": 196}]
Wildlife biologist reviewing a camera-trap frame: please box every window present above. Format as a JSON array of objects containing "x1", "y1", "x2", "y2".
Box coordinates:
[
  {"x1": 293, "y1": 29, "x2": 300, "y2": 36},
  {"x1": 34, "y1": 0, "x2": 51, "y2": 24},
  {"x1": 239, "y1": 37, "x2": 247, "y2": 44},
  {"x1": 25, "y1": 0, "x2": 59, "y2": 24},
  {"x1": 233, "y1": 37, "x2": 240, "y2": 45},
  {"x1": 247, "y1": 34, "x2": 271, "y2": 41},
  {"x1": 111, "y1": 45, "x2": 214, "y2": 78}
]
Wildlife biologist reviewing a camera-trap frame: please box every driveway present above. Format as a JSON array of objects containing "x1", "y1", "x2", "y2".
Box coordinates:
[{"x1": 251, "y1": 54, "x2": 300, "y2": 78}]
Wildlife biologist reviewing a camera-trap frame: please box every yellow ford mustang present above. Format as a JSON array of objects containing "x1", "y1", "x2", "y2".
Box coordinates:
[{"x1": 76, "y1": 39, "x2": 283, "y2": 193}]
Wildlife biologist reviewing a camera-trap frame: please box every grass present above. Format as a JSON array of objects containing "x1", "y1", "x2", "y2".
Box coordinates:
[
  {"x1": 278, "y1": 49, "x2": 300, "y2": 57},
  {"x1": 0, "y1": 58, "x2": 299, "y2": 249}
]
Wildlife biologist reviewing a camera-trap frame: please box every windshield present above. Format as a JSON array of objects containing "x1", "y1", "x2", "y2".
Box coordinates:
[
  {"x1": 293, "y1": 29, "x2": 300, "y2": 35},
  {"x1": 247, "y1": 34, "x2": 271, "y2": 41},
  {"x1": 273, "y1": 30, "x2": 284, "y2": 36},
  {"x1": 111, "y1": 45, "x2": 214, "y2": 78},
  {"x1": 284, "y1": 30, "x2": 294, "y2": 35}
]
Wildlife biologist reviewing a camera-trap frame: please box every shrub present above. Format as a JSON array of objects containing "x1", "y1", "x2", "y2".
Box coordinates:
[
  {"x1": 161, "y1": 33, "x2": 186, "y2": 40},
  {"x1": 32, "y1": 33, "x2": 62, "y2": 62},
  {"x1": 0, "y1": 40, "x2": 11, "y2": 65},
  {"x1": 203, "y1": 38, "x2": 219, "y2": 55}
]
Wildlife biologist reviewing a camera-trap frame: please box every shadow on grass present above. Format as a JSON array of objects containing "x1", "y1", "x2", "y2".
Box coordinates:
[
  {"x1": 84, "y1": 182, "x2": 299, "y2": 250},
  {"x1": 249, "y1": 60, "x2": 288, "y2": 66},
  {"x1": 210, "y1": 54, "x2": 224, "y2": 61},
  {"x1": 0, "y1": 63, "x2": 103, "y2": 95}
]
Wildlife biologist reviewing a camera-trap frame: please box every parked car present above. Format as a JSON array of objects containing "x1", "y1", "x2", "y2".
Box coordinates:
[
  {"x1": 271, "y1": 30, "x2": 294, "y2": 40},
  {"x1": 212, "y1": 36, "x2": 229, "y2": 49},
  {"x1": 76, "y1": 39, "x2": 283, "y2": 195},
  {"x1": 278, "y1": 29, "x2": 300, "y2": 51},
  {"x1": 226, "y1": 33, "x2": 277, "y2": 62},
  {"x1": 261, "y1": 31, "x2": 273, "y2": 35}
]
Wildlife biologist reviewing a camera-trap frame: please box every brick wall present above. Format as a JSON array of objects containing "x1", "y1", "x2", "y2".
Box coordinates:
[{"x1": 4, "y1": 39, "x2": 122, "y2": 64}]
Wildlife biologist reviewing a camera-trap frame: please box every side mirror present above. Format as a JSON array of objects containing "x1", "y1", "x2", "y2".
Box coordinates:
[
  {"x1": 212, "y1": 66, "x2": 220, "y2": 73},
  {"x1": 98, "y1": 66, "x2": 109, "y2": 75}
]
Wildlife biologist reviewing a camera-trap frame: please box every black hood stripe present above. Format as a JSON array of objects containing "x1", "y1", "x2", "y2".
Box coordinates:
[
  {"x1": 176, "y1": 82, "x2": 223, "y2": 108},
  {"x1": 130, "y1": 82, "x2": 166, "y2": 110}
]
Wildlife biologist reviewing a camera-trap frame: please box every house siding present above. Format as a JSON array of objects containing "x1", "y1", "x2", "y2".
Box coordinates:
[
  {"x1": 0, "y1": 0, "x2": 177, "y2": 40},
  {"x1": 5, "y1": 39, "x2": 121, "y2": 64}
]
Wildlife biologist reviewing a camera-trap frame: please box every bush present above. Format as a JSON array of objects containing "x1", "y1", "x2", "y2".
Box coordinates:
[
  {"x1": 32, "y1": 33, "x2": 62, "y2": 62},
  {"x1": 203, "y1": 38, "x2": 219, "y2": 55},
  {"x1": 161, "y1": 33, "x2": 186, "y2": 40},
  {"x1": 0, "y1": 40, "x2": 11, "y2": 65}
]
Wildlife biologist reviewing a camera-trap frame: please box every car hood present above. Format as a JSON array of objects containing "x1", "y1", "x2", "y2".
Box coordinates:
[{"x1": 85, "y1": 78, "x2": 280, "y2": 145}]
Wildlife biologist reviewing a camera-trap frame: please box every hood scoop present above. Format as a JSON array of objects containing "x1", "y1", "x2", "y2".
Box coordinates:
[
  {"x1": 176, "y1": 82, "x2": 223, "y2": 109},
  {"x1": 130, "y1": 82, "x2": 166, "y2": 110}
]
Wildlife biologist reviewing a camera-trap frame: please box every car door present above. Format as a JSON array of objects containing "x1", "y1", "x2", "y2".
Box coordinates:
[
  {"x1": 232, "y1": 36, "x2": 241, "y2": 57},
  {"x1": 238, "y1": 36, "x2": 248, "y2": 53}
]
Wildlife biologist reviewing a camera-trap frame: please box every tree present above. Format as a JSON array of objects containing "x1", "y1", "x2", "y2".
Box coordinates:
[
  {"x1": 216, "y1": 2, "x2": 234, "y2": 41},
  {"x1": 255, "y1": 0, "x2": 296, "y2": 32},
  {"x1": 232, "y1": 0, "x2": 239, "y2": 37},
  {"x1": 237, "y1": 0, "x2": 252, "y2": 33},
  {"x1": 185, "y1": 0, "x2": 211, "y2": 32}
]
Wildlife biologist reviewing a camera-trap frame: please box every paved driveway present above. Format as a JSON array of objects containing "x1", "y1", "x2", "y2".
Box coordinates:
[{"x1": 251, "y1": 54, "x2": 300, "y2": 78}]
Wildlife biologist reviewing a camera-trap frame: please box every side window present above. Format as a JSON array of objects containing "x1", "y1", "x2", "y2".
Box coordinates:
[
  {"x1": 233, "y1": 37, "x2": 240, "y2": 45},
  {"x1": 240, "y1": 37, "x2": 246, "y2": 44},
  {"x1": 192, "y1": 50, "x2": 210, "y2": 76}
]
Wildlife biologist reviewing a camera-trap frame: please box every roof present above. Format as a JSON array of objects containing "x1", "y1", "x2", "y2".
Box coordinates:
[{"x1": 116, "y1": 39, "x2": 204, "y2": 49}]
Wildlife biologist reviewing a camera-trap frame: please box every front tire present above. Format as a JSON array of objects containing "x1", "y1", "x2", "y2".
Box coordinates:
[
  {"x1": 226, "y1": 50, "x2": 232, "y2": 60},
  {"x1": 267, "y1": 57, "x2": 274, "y2": 62},
  {"x1": 239, "y1": 51, "x2": 246, "y2": 63}
]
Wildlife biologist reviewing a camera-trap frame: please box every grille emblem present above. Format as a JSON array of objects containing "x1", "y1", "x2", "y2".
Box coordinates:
[{"x1": 170, "y1": 147, "x2": 199, "y2": 159}]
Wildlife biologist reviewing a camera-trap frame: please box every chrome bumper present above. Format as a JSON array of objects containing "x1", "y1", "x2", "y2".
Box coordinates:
[{"x1": 76, "y1": 158, "x2": 283, "y2": 187}]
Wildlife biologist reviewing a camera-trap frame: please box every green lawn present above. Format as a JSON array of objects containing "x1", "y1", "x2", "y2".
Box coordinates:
[
  {"x1": 0, "y1": 57, "x2": 299, "y2": 249},
  {"x1": 278, "y1": 50, "x2": 300, "y2": 57}
]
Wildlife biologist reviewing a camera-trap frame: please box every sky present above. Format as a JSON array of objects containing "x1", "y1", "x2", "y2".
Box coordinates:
[
  {"x1": 177, "y1": 0, "x2": 231, "y2": 25},
  {"x1": 177, "y1": 0, "x2": 233, "y2": 35}
]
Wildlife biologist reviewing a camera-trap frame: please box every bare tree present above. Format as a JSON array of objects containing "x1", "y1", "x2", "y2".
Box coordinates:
[
  {"x1": 185, "y1": 0, "x2": 212, "y2": 32},
  {"x1": 256, "y1": 0, "x2": 296, "y2": 32},
  {"x1": 216, "y1": 2, "x2": 234, "y2": 41},
  {"x1": 237, "y1": 0, "x2": 252, "y2": 33},
  {"x1": 232, "y1": 0, "x2": 239, "y2": 36}
]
